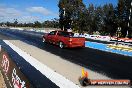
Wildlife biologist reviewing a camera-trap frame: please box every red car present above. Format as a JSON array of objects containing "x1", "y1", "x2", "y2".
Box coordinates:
[{"x1": 42, "y1": 30, "x2": 85, "y2": 48}]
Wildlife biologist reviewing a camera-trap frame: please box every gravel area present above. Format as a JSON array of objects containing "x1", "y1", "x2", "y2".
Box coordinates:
[{"x1": 0, "y1": 71, "x2": 6, "y2": 88}]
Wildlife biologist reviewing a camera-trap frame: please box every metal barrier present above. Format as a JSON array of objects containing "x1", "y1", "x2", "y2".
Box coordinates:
[{"x1": 0, "y1": 45, "x2": 32, "y2": 88}]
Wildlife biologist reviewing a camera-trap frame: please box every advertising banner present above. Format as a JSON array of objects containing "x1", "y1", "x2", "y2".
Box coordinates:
[{"x1": 0, "y1": 46, "x2": 32, "y2": 88}]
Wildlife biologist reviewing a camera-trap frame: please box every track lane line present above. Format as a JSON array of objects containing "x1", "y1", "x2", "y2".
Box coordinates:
[{"x1": 3, "y1": 40, "x2": 80, "y2": 88}]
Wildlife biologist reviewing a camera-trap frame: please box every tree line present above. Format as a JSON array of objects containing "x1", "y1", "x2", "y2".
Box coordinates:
[
  {"x1": 0, "y1": 18, "x2": 59, "y2": 28},
  {"x1": 0, "y1": 0, "x2": 131, "y2": 37},
  {"x1": 59, "y1": 0, "x2": 132, "y2": 37}
]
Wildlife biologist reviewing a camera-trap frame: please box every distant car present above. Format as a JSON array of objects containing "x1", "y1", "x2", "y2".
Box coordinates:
[{"x1": 42, "y1": 30, "x2": 85, "y2": 48}]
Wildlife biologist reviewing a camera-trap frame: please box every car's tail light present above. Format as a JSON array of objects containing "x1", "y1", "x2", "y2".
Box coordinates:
[{"x1": 69, "y1": 38, "x2": 72, "y2": 42}]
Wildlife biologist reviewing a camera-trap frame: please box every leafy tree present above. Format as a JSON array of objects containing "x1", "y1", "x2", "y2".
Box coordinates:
[
  {"x1": 5, "y1": 21, "x2": 11, "y2": 27},
  {"x1": 117, "y1": 0, "x2": 131, "y2": 37},
  {"x1": 34, "y1": 21, "x2": 42, "y2": 28},
  {"x1": 84, "y1": 4, "x2": 96, "y2": 34},
  {"x1": 42, "y1": 18, "x2": 59, "y2": 28},
  {"x1": 58, "y1": 0, "x2": 86, "y2": 31},
  {"x1": 101, "y1": 4, "x2": 118, "y2": 36},
  {"x1": 14, "y1": 19, "x2": 18, "y2": 27}
]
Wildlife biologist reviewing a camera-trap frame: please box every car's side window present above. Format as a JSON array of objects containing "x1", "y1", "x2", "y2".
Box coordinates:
[
  {"x1": 49, "y1": 31, "x2": 56, "y2": 35},
  {"x1": 57, "y1": 31, "x2": 62, "y2": 36},
  {"x1": 49, "y1": 32, "x2": 52, "y2": 35}
]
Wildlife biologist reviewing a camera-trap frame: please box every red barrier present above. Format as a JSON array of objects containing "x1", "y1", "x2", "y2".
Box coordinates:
[{"x1": 0, "y1": 46, "x2": 32, "y2": 88}]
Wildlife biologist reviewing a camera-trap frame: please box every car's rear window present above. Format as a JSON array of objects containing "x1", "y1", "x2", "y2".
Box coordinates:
[{"x1": 58, "y1": 31, "x2": 74, "y2": 37}]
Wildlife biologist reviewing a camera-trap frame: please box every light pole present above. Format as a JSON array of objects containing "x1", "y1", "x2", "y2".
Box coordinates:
[
  {"x1": 127, "y1": 1, "x2": 132, "y2": 37},
  {"x1": 116, "y1": 27, "x2": 121, "y2": 45},
  {"x1": 63, "y1": 8, "x2": 65, "y2": 31}
]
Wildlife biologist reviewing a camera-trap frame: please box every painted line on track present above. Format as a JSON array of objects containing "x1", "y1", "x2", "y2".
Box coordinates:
[{"x1": 3, "y1": 40, "x2": 80, "y2": 88}]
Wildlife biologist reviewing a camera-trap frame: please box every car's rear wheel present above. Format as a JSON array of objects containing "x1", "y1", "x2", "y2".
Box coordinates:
[{"x1": 59, "y1": 42, "x2": 64, "y2": 48}]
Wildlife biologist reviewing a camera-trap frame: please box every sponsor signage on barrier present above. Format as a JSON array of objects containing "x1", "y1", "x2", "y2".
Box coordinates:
[{"x1": 0, "y1": 46, "x2": 32, "y2": 88}]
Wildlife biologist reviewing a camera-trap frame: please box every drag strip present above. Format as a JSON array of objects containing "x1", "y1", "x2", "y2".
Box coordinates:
[{"x1": 0, "y1": 28, "x2": 132, "y2": 81}]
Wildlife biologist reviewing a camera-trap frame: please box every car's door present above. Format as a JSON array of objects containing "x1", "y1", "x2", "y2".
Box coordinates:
[{"x1": 48, "y1": 31, "x2": 57, "y2": 43}]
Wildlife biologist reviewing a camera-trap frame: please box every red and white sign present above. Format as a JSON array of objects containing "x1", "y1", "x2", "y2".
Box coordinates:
[
  {"x1": 1, "y1": 54, "x2": 9, "y2": 74},
  {"x1": 12, "y1": 68, "x2": 26, "y2": 88}
]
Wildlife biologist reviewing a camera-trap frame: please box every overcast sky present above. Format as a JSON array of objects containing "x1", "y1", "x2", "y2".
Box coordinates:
[{"x1": 0, "y1": 0, "x2": 118, "y2": 23}]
